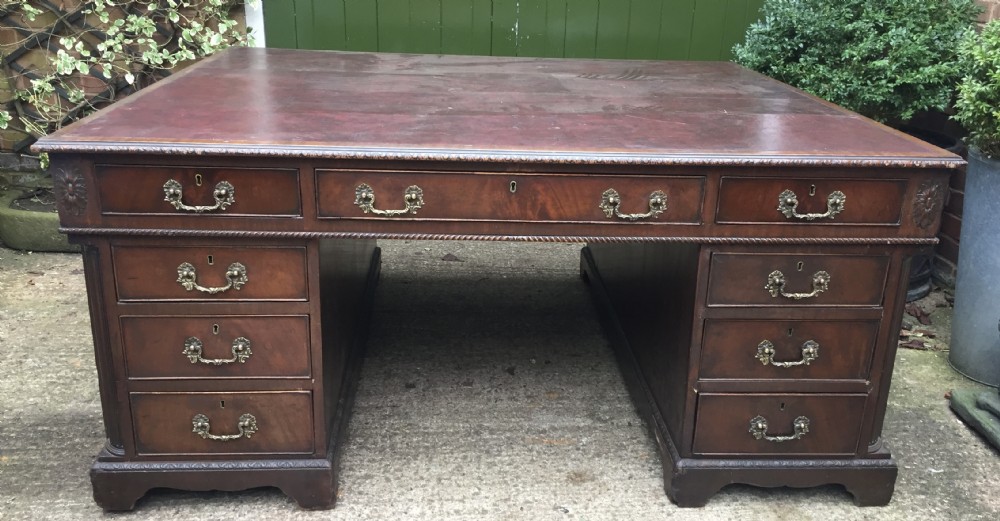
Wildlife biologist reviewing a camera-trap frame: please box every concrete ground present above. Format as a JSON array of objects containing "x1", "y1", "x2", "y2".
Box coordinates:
[{"x1": 1, "y1": 240, "x2": 998, "y2": 520}]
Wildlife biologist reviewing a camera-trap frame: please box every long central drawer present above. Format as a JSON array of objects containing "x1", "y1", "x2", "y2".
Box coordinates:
[{"x1": 316, "y1": 170, "x2": 705, "y2": 223}]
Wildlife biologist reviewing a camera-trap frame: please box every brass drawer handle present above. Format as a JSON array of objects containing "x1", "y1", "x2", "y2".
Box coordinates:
[
  {"x1": 777, "y1": 189, "x2": 846, "y2": 220},
  {"x1": 749, "y1": 415, "x2": 810, "y2": 442},
  {"x1": 183, "y1": 336, "x2": 252, "y2": 365},
  {"x1": 755, "y1": 339, "x2": 820, "y2": 367},
  {"x1": 176, "y1": 262, "x2": 248, "y2": 294},
  {"x1": 600, "y1": 188, "x2": 668, "y2": 221},
  {"x1": 354, "y1": 183, "x2": 424, "y2": 216},
  {"x1": 192, "y1": 413, "x2": 258, "y2": 441},
  {"x1": 163, "y1": 179, "x2": 235, "y2": 212},
  {"x1": 766, "y1": 270, "x2": 830, "y2": 300}
]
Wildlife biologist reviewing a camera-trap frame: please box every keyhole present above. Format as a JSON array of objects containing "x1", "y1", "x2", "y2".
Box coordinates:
[
  {"x1": 220, "y1": 400, "x2": 225, "y2": 409},
  {"x1": 212, "y1": 324, "x2": 220, "y2": 335},
  {"x1": 780, "y1": 402, "x2": 786, "y2": 411},
  {"x1": 207, "y1": 255, "x2": 214, "y2": 266},
  {"x1": 787, "y1": 328, "x2": 794, "y2": 337},
  {"x1": 796, "y1": 261, "x2": 804, "y2": 271},
  {"x1": 509, "y1": 180, "x2": 517, "y2": 193},
  {"x1": 195, "y1": 173, "x2": 204, "y2": 187},
  {"x1": 809, "y1": 184, "x2": 817, "y2": 196}
]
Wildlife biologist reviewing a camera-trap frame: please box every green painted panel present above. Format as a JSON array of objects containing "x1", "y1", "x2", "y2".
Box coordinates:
[
  {"x1": 377, "y1": 0, "x2": 410, "y2": 53},
  {"x1": 564, "y1": 0, "x2": 599, "y2": 58},
  {"x1": 718, "y1": 0, "x2": 749, "y2": 61},
  {"x1": 544, "y1": 0, "x2": 567, "y2": 58},
  {"x1": 304, "y1": 0, "x2": 347, "y2": 51},
  {"x1": 627, "y1": 0, "x2": 664, "y2": 59},
  {"x1": 470, "y1": 0, "x2": 493, "y2": 55},
  {"x1": 263, "y1": 0, "x2": 763, "y2": 60},
  {"x1": 262, "y1": 0, "x2": 298, "y2": 49},
  {"x1": 595, "y1": 0, "x2": 630, "y2": 58},
  {"x1": 409, "y1": 0, "x2": 443, "y2": 54},
  {"x1": 441, "y1": 0, "x2": 474, "y2": 54},
  {"x1": 658, "y1": 0, "x2": 696, "y2": 60},
  {"x1": 343, "y1": 0, "x2": 379, "y2": 51},
  {"x1": 688, "y1": 0, "x2": 728, "y2": 60},
  {"x1": 517, "y1": 1, "x2": 549, "y2": 57}
]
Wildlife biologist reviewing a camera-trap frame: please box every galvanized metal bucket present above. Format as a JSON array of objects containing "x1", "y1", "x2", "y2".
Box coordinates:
[{"x1": 949, "y1": 147, "x2": 1000, "y2": 386}]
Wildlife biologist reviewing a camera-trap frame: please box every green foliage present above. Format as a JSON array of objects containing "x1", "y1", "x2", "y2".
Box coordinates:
[
  {"x1": 1, "y1": 1, "x2": 256, "y2": 139},
  {"x1": 953, "y1": 20, "x2": 1000, "y2": 159},
  {"x1": 732, "y1": 0, "x2": 980, "y2": 124}
]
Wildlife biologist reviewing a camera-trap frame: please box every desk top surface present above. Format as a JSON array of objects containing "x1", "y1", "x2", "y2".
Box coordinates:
[{"x1": 36, "y1": 48, "x2": 959, "y2": 168}]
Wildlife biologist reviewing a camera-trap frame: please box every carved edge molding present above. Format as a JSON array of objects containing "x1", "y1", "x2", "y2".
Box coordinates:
[
  {"x1": 58, "y1": 228, "x2": 941, "y2": 245},
  {"x1": 912, "y1": 179, "x2": 947, "y2": 230},
  {"x1": 31, "y1": 142, "x2": 965, "y2": 169},
  {"x1": 52, "y1": 168, "x2": 88, "y2": 216},
  {"x1": 91, "y1": 458, "x2": 332, "y2": 472}
]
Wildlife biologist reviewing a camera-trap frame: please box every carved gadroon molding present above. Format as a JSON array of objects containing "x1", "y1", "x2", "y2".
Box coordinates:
[
  {"x1": 912, "y1": 179, "x2": 946, "y2": 230},
  {"x1": 52, "y1": 168, "x2": 88, "y2": 216}
]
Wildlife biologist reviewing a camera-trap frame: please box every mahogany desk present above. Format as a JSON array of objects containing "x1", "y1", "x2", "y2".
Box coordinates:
[{"x1": 33, "y1": 48, "x2": 961, "y2": 510}]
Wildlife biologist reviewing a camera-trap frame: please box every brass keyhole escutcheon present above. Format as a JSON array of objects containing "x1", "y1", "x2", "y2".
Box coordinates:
[
  {"x1": 809, "y1": 184, "x2": 817, "y2": 196},
  {"x1": 220, "y1": 400, "x2": 225, "y2": 408},
  {"x1": 207, "y1": 255, "x2": 214, "y2": 266},
  {"x1": 510, "y1": 180, "x2": 517, "y2": 193},
  {"x1": 212, "y1": 324, "x2": 220, "y2": 335},
  {"x1": 787, "y1": 328, "x2": 794, "y2": 337},
  {"x1": 797, "y1": 261, "x2": 804, "y2": 271},
  {"x1": 195, "y1": 173, "x2": 204, "y2": 187}
]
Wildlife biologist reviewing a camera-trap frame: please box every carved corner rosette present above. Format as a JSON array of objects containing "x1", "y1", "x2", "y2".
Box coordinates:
[
  {"x1": 52, "y1": 168, "x2": 88, "y2": 216},
  {"x1": 912, "y1": 179, "x2": 946, "y2": 230}
]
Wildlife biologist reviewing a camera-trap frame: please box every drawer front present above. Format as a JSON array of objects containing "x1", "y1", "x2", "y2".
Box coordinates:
[
  {"x1": 113, "y1": 245, "x2": 308, "y2": 301},
  {"x1": 716, "y1": 177, "x2": 905, "y2": 224},
  {"x1": 706, "y1": 253, "x2": 890, "y2": 307},
  {"x1": 316, "y1": 170, "x2": 705, "y2": 224},
  {"x1": 130, "y1": 391, "x2": 314, "y2": 455},
  {"x1": 121, "y1": 315, "x2": 311, "y2": 379},
  {"x1": 693, "y1": 394, "x2": 867, "y2": 456},
  {"x1": 97, "y1": 165, "x2": 301, "y2": 216},
  {"x1": 700, "y1": 319, "x2": 879, "y2": 380}
]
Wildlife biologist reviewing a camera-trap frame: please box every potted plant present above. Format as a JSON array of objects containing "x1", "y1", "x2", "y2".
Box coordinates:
[
  {"x1": 732, "y1": 0, "x2": 979, "y2": 301},
  {"x1": 948, "y1": 19, "x2": 1000, "y2": 386}
]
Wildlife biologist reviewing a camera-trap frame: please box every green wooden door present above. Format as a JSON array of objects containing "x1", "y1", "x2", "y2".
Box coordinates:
[{"x1": 263, "y1": 0, "x2": 764, "y2": 60}]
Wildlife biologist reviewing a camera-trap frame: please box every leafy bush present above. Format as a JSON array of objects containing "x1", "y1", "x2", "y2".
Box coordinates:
[
  {"x1": 953, "y1": 20, "x2": 1000, "y2": 158},
  {"x1": 733, "y1": 0, "x2": 980, "y2": 124}
]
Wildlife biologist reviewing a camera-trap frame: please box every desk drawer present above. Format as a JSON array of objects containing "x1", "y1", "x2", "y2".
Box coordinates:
[
  {"x1": 130, "y1": 391, "x2": 314, "y2": 455},
  {"x1": 97, "y1": 165, "x2": 301, "y2": 216},
  {"x1": 716, "y1": 177, "x2": 905, "y2": 225},
  {"x1": 693, "y1": 394, "x2": 867, "y2": 456},
  {"x1": 700, "y1": 319, "x2": 879, "y2": 381},
  {"x1": 316, "y1": 170, "x2": 704, "y2": 224},
  {"x1": 113, "y1": 245, "x2": 309, "y2": 302},
  {"x1": 121, "y1": 315, "x2": 311, "y2": 379},
  {"x1": 706, "y1": 253, "x2": 889, "y2": 307}
]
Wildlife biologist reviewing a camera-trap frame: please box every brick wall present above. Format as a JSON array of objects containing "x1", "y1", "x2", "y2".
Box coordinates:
[
  {"x1": 934, "y1": 1, "x2": 1000, "y2": 285},
  {"x1": 979, "y1": 0, "x2": 1000, "y2": 24}
]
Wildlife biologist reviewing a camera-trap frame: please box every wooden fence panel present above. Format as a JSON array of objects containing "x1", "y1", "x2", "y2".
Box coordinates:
[{"x1": 263, "y1": 0, "x2": 764, "y2": 60}]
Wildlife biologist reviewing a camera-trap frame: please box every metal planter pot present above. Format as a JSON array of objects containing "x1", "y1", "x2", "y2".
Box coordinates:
[{"x1": 950, "y1": 147, "x2": 1000, "y2": 386}]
